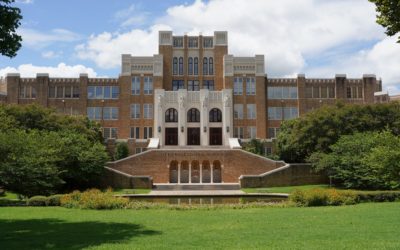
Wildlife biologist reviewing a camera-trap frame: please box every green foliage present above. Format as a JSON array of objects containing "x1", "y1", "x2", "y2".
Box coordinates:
[
  {"x1": 310, "y1": 130, "x2": 400, "y2": 190},
  {"x1": 370, "y1": 0, "x2": 400, "y2": 42},
  {"x1": 242, "y1": 139, "x2": 264, "y2": 155},
  {"x1": 27, "y1": 196, "x2": 48, "y2": 206},
  {"x1": 0, "y1": 104, "x2": 109, "y2": 196},
  {"x1": 60, "y1": 189, "x2": 129, "y2": 210},
  {"x1": 114, "y1": 142, "x2": 129, "y2": 160},
  {"x1": 47, "y1": 194, "x2": 63, "y2": 206},
  {"x1": 290, "y1": 189, "x2": 357, "y2": 207},
  {"x1": 276, "y1": 102, "x2": 400, "y2": 162},
  {"x1": 0, "y1": 0, "x2": 22, "y2": 57}
]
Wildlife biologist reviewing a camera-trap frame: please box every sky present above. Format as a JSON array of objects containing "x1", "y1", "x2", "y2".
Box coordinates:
[{"x1": 0, "y1": 0, "x2": 399, "y2": 94}]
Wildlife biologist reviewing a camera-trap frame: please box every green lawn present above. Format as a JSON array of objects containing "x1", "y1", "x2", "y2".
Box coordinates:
[
  {"x1": 1, "y1": 202, "x2": 399, "y2": 249},
  {"x1": 242, "y1": 184, "x2": 330, "y2": 194}
]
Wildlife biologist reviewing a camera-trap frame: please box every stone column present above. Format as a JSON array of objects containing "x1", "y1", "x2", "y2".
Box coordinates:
[
  {"x1": 200, "y1": 163, "x2": 203, "y2": 184},
  {"x1": 200, "y1": 89, "x2": 209, "y2": 146},
  {"x1": 178, "y1": 163, "x2": 181, "y2": 184},
  {"x1": 211, "y1": 163, "x2": 214, "y2": 184},
  {"x1": 178, "y1": 89, "x2": 187, "y2": 146},
  {"x1": 189, "y1": 162, "x2": 192, "y2": 184},
  {"x1": 222, "y1": 89, "x2": 233, "y2": 146},
  {"x1": 154, "y1": 89, "x2": 165, "y2": 146}
]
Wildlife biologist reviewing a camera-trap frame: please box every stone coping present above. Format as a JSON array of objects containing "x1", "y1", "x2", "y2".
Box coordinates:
[{"x1": 116, "y1": 192, "x2": 289, "y2": 198}]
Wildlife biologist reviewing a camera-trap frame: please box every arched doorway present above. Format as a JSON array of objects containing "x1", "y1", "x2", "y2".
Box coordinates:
[
  {"x1": 202, "y1": 161, "x2": 211, "y2": 183},
  {"x1": 165, "y1": 108, "x2": 178, "y2": 145},
  {"x1": 213, "y1": 160, "x2": 222, "y2": 183},
  {"x1": 180, "y1": 161, "x2": 189, "y2": 183},
  {"x1": 191, "y1": 161, "x2": 200, "y2": 183},
  {"x1": 169, "y1": 161, "x2": 178, "y2": 183}
]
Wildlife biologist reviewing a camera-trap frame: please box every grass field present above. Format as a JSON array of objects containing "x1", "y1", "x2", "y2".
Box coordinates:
[
  {"x1": 1, "y1": 202, "x2": 399, "y2": 249},
  {"x1": 242, "y1": 184, "x2": 330, "y2": 194}
]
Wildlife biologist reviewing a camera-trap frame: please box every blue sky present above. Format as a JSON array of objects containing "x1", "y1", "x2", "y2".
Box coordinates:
[{"x1": 1, "y1": 0, "x2": 399, "y2": 94}]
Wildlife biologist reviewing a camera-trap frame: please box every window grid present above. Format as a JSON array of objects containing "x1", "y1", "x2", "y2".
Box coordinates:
[
  {"x1": 246, "y1": 77, "x2": 256, "y2": 95},
  {"x1": 131, "y1": 104, "x2": 141, "y2": 119},
  {"x1": 130, "y1": 127, "x2": 140, "y2": 139},
  {"x1": 234, "y1": 77, "x2": 243, "y2": 95},
  {"x1": 144, "y1": 77, "x2": 153, "y2": 95},
  {"x1": 247, "y1": 104, "x2": 256, "y2": 119},
  {"x1": 234, "y1": 104, "x2": 243, "y2": 119},
  {"x1": 143, "y1": 104, "x2": 153, "y2": 119},
  {"x1": 131, "y1": 77, "x2": 140, "y2": 95}
]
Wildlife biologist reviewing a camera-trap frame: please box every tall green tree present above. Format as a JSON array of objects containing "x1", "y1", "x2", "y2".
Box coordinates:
[
  {"x1": 370, "y1": 0, "x2": 400, "y2": 42},
  {"x1": 276, "y1": 102, "x2": 400, "y2": 163},
  {"x1": 0, "y1": 0, "x2": 22, "y2": 57}
]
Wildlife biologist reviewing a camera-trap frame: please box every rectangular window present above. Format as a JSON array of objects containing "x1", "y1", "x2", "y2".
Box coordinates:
[
  {"x1": 246, "y1": 77, "x2": 256, "y2": 95},
  {"x1": 320, "y1": 87, "x2": 327, "y2": 98},
  {"x1": 346, "y1": 87, "x2": 352, "y2": 98},
  {"x1": 268, "y1": 87, "x2": 298, "y2": 99},
  {"x1": 56, "y1": 86, "x2": 64, "y2": 98},
  {"x1": 130, "y1": 127, "x2": 140, "y2": 139},
  {"x1": 103, "y1": 127, "x2": 118, "y2": 139},
  {"x1": 72, "y1": 86, "x2": 79, "y2": 98},
  {"x1": 234, "y1": 104, "x2": 243, "y2": 119},
  {"x1": 188, "y1": 80, "x2": 200, "y2": 91},
  {"x1": 358, "y1": 86, "x2": 363, "y2": 99},
  {"x1": 305, "y1": 86, "x2": 313, "y2": 98},
  {"x1": 31, "y1": 86, "x2": 36, "y2": 98},
  {"x1": 143, "y1": 104, "x2": 153, "y2": 119},
  {"x1": 234, "y1": 77, "x2": 243, "y2": 95},
  {"x1": 49, "y1": 86, "x2": 56, "y2": 98},
  {"x1": 313, "y1": 86, "x2": 320, "y2": 99},
  {"x1": 203, "y1": 80, "x2": 214, "y2": 90},
  {"x1": 130, "y1": 104, "x2": 140, "y2": 119},
  {"x1": 268, "y1": 107, "x2": 282, "y2": 120},
  {"x1": 268, "y1": 127, "x2": 280, "y2": 139},
  {"x1": 103, "y1": 107, "x2": 118, "y2": 120},
  {"x1": 328, "y1": 87, "x2": 335, "y2": 98},
  {"x1": 203, "y1": 37, "x2": 213, "y2": 48},
  {"x1": 234, "y1": 127, "x2": 244, "y2": 139},
  {"x1": 112, "y1": 86, "x2": 119, "y2": 99},
  {"x1": 173, "y1": 37, "x2": 183, "y2": 47},
  {"x1": 188, "y1": 37, "x2": 198, "y2": 48},
  {"x1": 247, "y1": 104, "x2": 256, "y2": 119},
  {"x1": 103, "y1": 86, "x2": 111, "y2": 99},
  {"x1": 87, "y1": 107, "x2": 102, "y2": 120},
  {"x1": 87, "y1": 86, "x2": 95, "y2": 99},
  {"x1": 144, "y1": 77, "x2": 153, "y2": 95},
  {"x1": 247, "y1": 127, "x2": 257, "y2": 139},
  {"x1": 131, "y1": 77, "x2": 140, "y2": 95},
  {"x1": 64, "y1": 86, "x2": 72, "y2": 98},
  {"x1": 144, "y1": 127, "x2": 153, "y2": 139},
  {"x1": 95, "y1": 86, "x2": 103, "y2": 99},
  {"x1": 264, "y1": 146, "x2": 272, "y2": 156},
  {"x1": 283, "y1": 107, "x2": 299, "y2": 120},
  {"x1": 172, "y1": 80, "x2": 185, "y2": 91}
]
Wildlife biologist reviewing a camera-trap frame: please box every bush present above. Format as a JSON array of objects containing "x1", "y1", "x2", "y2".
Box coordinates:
[
  {"x1": 47, "y1": 194, "x2": 63, "y2": 206},
  {"x1": 114, "y1": 142, "x2": 129, "y2": 160},
  {"x1": 290, "y1": 189, "x2": 357, "y2": 207},
  {"x1": 355, "y1": 191, "x2": 400, "y2": 203},
  {"x1": 61, "y1": 189, "x2": 129, "y2": 210},
  {"x1": 27, "y1": 196, "x2": 48, "y2": 206}
]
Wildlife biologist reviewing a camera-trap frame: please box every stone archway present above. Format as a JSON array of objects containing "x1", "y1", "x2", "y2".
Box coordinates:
[
  {"x1": 191, "y1": 160, "x2": 200, "y2": 183},
  {"x1": 213, "y1": 160, "x2": 222, "y2": 183},
  {"x1": 180, "y1": 161, "x2": 189, "y2": 183},
  {"x1": 202, "y1": 161, "x2": 211, "y2": 183},
  {"x1": 169, "y1": 160, "x2": 178, "y2": 183}
]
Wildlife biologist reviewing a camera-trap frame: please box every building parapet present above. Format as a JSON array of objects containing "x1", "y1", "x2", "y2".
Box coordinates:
[
  {"x1": 224, "y1": 54, "x2": 265, "y2": 77},
  {"x1": 121, "y1": 54, "x2": 163, "y2": 77}
]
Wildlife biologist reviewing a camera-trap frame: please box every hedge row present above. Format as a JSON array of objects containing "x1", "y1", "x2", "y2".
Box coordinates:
[
  {"x1": 289, "y1": 189, "x2": 400, "y2": 207},
  {"x1": 26, "y1": 194, "x2": 63, "y2": 206}
]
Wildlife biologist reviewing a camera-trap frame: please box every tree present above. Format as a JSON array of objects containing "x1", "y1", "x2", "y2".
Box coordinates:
[
  {"x1": 369, "y1": 0, "x2": 400, "y2": 42},
  {"x1": 0, "y1": 0, "x2": 22, "y2": 57},
  {"x1": 309, "y1": 130, "x2": 400, "y2": 190},
  {"x1": 0, "y1": 104, "x2": 109, "y2": 196},
  {"x1": 276, "y1": 102, "x2": 400, "y2": 163},
  {"x1": 114, "y1": 141, "x2": 129, "y2": 160}
]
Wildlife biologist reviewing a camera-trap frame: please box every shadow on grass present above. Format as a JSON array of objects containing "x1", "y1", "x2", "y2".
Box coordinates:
[{"x1": 0, "y1": 218, "x2": 161, "y2": 249}]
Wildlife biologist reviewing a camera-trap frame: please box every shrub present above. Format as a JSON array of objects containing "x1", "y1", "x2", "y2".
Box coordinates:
[
  {"x1": 47, "y1": 194, "x2": 63, "y2": 206},
  {"x1": 61, "y1": 189, "x2": 129, "y2": 210},
  {"x1": 114, "y1": 142, "x2": 129, "y2": 160},
  {"x1": 355, "y1": 191, "x2": 400, "y2": 203},
  {"x1": 27, "y1": 196, "x2": 48, "y2": 206},
  {"x1": 290, "y1": 189, "x2": 357, "y2": 207}
]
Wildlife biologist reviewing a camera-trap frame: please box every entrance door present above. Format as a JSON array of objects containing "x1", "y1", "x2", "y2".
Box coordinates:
[
  {"x1": 165, "y1": 128, "x2": 178, "y2": 145},
  {"x1": 187, "y1": 128, "x2": 200, "y2": 145},
  {"x1": 209, "y1": 128, "x2": 222, "y2": 145}
]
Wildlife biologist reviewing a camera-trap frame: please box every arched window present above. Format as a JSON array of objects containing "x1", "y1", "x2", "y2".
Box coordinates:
[
  {"x1": 209, "y1": 108, "x2": 222, "y2": 122},
  {"x1": 187, "y1": 108, "x2": 200, "y2": 122},
  {"x1": 165, "y1": 108, "x2": 178, "y2": 122},
  {"x1": 194, "y1": 57, "x2": 198, "y2": 75},
  {"x1": 188, "y1": 57, "x2": 193, "y2": 75},
  {"x1": 173, "y1": 57, "x2": 178, "y2": 75},
  {"x1": 179, "y1": 57, "x2": 184, "y2": 75},
  {"x1": 203, "y1": 57, "x2": 208, "y2": 75},
  {"x1": 209, "y1": 57, "x2": 213, "y2": 75}
]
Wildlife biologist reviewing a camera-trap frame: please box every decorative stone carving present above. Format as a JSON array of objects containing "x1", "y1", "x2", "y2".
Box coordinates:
[{"x1": 224, "y1": 95, "x2": 231, "y2": 107}]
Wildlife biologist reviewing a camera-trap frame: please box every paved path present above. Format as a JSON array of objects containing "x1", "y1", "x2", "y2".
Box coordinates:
[{"x1": 149, "y1": 190, "x2": 245, "y2": 196}]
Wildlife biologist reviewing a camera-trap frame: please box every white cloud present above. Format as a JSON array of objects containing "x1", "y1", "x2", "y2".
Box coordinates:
[
  {"x1": 41, "y1": 50, "x2": 63, "y2": 59},
  {"x1": 75, "y1": 24, "x2": 170, "y2": 69},
  {"x1": 16, "y1": 0, "x2": 34, "y2": 4},
  {"x1": 114, "y1": 4, "x2": 149, "y2": 27},
  {"x1": 20, "y1": 28, "x2": 82, "y2": 48},
  {"x1": 0, "y1": 63, "x2": 98, "y2": 78},
  {"x1": 74, "y1": 0, "x2": 399, "y2": 93}
]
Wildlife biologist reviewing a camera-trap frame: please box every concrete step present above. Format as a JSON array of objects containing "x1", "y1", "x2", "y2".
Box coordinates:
[{"x1": 153, "y1": 184, "x2": 241, "y2": 191}]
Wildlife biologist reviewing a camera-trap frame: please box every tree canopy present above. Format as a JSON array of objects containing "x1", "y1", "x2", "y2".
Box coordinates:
[
  {"x1": 276, "y1": 102, "x2": 400, "y2": 163},
  {"x1": 370, "y1": 0, "x2": 400, "y2": 42},
  {"x1": 0, "y1": 104, "x2": 109, "y2": 197},
  {"x1": 0, "y1": 0, "x2": 22, "y2": 57}
]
